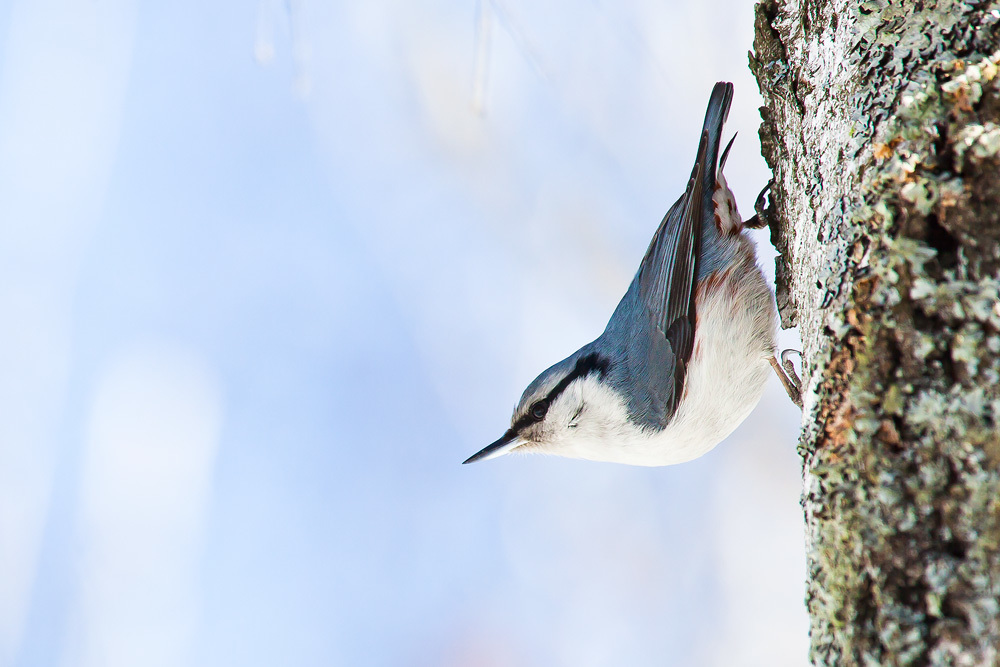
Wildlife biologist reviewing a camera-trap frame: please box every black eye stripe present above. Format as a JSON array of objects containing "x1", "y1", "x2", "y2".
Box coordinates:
[
  {"x1": 546, "y1": 353, "x2": 609, "y2": 403},
  {"x1": 512, "y1": 353, "x2": 609, "y2": 433}
]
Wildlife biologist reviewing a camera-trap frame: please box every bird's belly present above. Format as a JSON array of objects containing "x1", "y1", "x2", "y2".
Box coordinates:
[{"x1": 569, "y1": 250, "x2": 777, "y2": 467}]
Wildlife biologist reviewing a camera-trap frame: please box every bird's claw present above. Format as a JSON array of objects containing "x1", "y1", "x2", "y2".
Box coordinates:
[
  {"x1": 770, "y1": 348, "x2": 802, "y2": 408},
  {"x1": 744, "y1": 179, "x2": 773, "y2": 230}
]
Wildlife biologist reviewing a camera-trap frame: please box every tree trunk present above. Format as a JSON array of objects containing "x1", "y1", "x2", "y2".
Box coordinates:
[{"x1": 750, "y1": 1, "x2": 1000, "y2": 665}]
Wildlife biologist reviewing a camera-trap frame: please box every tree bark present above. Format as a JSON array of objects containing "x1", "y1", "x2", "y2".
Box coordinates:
[{"x1": 750, "y1": 1, "x2": 1000, "y2": 665}]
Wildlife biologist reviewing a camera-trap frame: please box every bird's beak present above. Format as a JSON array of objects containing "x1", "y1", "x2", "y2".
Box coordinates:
[{"x1": 462, "y1": 429, "x2": 524, "y2": 464}]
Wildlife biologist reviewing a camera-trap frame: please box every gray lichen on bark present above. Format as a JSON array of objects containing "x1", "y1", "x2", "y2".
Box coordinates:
[{"x1": 750, "y1": 0, "x2": 1000, "y2": 665}]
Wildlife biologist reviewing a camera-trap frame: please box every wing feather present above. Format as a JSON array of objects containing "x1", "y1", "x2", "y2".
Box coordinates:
[
  {"x1": 637, "y1": 132, "x2": 707, "y2": 372},
  {"x1": 629, "y1": 82, "x2": 734, "y2": 422}
]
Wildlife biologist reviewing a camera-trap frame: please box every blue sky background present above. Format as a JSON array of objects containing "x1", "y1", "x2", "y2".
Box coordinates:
[{"x1": 0, "y1": 1, "x2": 807, "y2": 665}]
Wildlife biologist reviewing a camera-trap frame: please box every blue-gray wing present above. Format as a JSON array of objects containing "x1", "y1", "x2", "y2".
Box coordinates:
[
  {"x1": 634, "y1": 132, "x2": 708, "y2": 418},
  {"x1": 609, "y1": 82, "x2": 733, "y2": 427}
]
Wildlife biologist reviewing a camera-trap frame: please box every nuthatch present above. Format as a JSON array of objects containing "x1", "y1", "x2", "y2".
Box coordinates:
[{"x1": 464, "y1": 82, "x2": 800, "y2": 467}]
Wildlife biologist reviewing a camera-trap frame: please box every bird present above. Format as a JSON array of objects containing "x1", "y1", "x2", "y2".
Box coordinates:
[{"x1": 463, "y1": 82, "x2": 801, "y2": 467}]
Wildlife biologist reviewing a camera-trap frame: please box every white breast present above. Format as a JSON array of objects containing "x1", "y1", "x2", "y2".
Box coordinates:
[{"x1": 557, "y1": 236, "x2": 777, "y2": 467}]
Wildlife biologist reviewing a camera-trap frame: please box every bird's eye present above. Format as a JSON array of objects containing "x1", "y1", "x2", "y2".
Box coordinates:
[{"x1": 530, "y1": 400, "x2": 548, "y2": 420}]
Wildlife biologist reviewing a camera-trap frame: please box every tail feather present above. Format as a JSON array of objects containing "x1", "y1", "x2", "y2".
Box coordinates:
[
  {"x1": 691, "y1": 82, "x2": 735, "y2": 282},
  {"x1": 698, "y1": 82, "x2": 733, "y2": 230}
]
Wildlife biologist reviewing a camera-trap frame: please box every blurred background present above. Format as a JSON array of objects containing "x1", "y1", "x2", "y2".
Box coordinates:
[{"x1": 0, "y1": 0, "x2": 807, "y2": 665}]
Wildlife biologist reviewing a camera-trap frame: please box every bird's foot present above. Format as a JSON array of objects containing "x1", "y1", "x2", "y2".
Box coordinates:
[
  {"x1": 744, "y1": 179, "x2": 773, "y2": 230},
  {"x1": 769, "y1": 348, "x2": 802, "y2": 408}
]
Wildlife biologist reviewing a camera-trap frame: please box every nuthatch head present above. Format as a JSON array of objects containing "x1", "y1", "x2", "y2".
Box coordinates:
[{"x1": 464, "y1": 82, "x2": 800, "y2": 467}]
